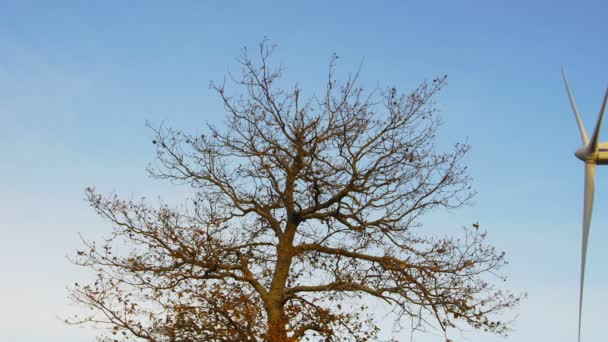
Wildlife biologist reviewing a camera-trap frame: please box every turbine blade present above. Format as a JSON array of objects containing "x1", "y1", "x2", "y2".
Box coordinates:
[
  {"x1": 562, "y1": 68, "x2": 589, "y2": 145},
  {"x1": 588, "y1": 87, "x2": 608, "y2": 151},
  {"x1": 578, "y1": 161, "x2": 595, "y2": 342}
]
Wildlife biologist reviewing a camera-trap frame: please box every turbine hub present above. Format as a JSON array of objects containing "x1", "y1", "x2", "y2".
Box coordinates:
[{"x1": 575, "y1": 147, "x2": 595, "y2": 162}]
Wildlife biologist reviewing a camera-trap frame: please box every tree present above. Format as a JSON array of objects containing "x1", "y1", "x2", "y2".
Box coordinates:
[{"x1": 68, "y1": 41, "x2": 521, "y2": 341}]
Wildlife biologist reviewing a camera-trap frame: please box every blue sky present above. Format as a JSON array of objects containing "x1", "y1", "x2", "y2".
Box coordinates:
[{"x1": 1, "y1": 1, "x2": 607, "y2": 341}]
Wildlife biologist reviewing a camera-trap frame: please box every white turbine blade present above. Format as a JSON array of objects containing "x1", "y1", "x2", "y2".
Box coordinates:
[
  {"x1": 578, "y1": 161, "x2": 595, "y2": 342},
  {"x1": 562, "y1": 68, "x2": 589, "y2": 145},
  {"x1": 588, "y1": 88, "x2": 608, "y2": 151}
]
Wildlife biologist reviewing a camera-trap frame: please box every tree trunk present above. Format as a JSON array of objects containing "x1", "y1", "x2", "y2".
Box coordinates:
[
  {"x1": 266, "y1": 302, "x2": 291, "y2": 341},
  {"x1": 265, "y1": 224, "x2": 297, "y2": 341}
]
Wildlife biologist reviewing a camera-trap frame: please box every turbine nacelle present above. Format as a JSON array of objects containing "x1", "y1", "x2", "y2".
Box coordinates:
[
  {"x1": 575, "y1": 143, "x2": 608, "y2": 164},
  {"x1": 562, "y1": 67, "x2": 608, "y2": 342}
]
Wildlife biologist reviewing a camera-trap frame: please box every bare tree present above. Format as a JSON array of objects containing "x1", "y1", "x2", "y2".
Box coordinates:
[{"x1": 68, "y1": 41, "x2": 521, "y2": 341}]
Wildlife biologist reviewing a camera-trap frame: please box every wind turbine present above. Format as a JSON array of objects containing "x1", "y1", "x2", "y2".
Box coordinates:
[{"x1": 562, "y1": 68, "x2": 608, "y2": 342}]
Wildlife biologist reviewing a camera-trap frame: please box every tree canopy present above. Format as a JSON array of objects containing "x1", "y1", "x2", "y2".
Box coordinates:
[{"x1": 68, "y1": 41, "x2": 521, "y2": 341}]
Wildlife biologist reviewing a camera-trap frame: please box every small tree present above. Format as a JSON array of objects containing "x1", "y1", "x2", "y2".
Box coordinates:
[{"x1": 68, "y1": 41, "x2": 521, "y2": 341}]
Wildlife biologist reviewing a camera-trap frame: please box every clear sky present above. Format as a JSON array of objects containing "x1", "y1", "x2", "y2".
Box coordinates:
[{"x1": 1, "y1": 1, "x2": 607, "y2": 341}]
